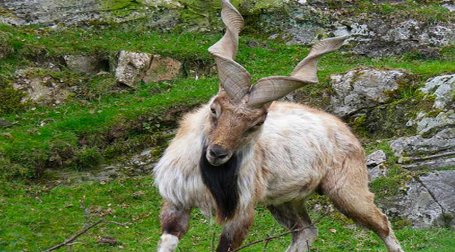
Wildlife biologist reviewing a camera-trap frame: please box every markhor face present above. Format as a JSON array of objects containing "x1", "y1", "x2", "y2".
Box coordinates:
[{"x1": 205, "y1": 91, "x2": 267, "y2": 166}]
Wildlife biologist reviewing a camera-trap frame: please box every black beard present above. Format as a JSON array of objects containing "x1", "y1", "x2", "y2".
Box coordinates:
[{"x1": 199, "y1": 147, "x2": 241, "y2": 221}]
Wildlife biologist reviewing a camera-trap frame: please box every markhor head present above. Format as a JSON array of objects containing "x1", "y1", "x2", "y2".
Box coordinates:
[{"x1": 204, "y1": 0, "x2": 347, "y2": 167}]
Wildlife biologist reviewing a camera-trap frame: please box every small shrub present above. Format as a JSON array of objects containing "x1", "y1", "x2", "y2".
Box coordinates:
[
  {"x1": 0, "y1": 158, "x2": 29, "y2": 181},
  {"x1": 0, "y1": 31, "x2": 13, "y2": 59},
  {"x1": 0, "y1": 87, "x2": 27, "y2": 114},
  {"x1": 5, "y1": 145, "x2": 48, "y2": 178},
  {"x1": 75, "y1": 147, "x2": 103, "y2": 170}
]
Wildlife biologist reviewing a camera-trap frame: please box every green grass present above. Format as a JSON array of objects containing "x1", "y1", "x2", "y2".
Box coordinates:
[
  {"x1": 0, "y1": 23, "x2": 454, "y2": 178},
  {"x1": 0, "y1": 78, "x2": 217, "y2": 177},
  {"x1": 1, "y1": 177, "x2": 454, "y2": 251}
]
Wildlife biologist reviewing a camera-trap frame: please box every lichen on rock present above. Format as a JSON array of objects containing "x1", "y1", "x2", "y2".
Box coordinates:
[
  {"x1": 398, "y1": 170, "x2": 455, "y2": 228},
  {"x1": 328, "y1": 68, "x2": 408, "y2": 118},
  {"x1": 12, "y1": 67, "x2": 74, "y2": 106}
]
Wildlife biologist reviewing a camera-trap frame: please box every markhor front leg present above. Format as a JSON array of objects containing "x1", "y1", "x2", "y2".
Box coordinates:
[
  {"x1": 157, "y1": 201, "x2": 191, "y2": 252},
  {"x1": 217, "y1": 208, "x2": 254, "y2": 252}
]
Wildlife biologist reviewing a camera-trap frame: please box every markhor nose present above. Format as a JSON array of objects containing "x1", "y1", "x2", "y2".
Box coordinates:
[{"x1": 209, "y1": 145, "x2": 228, "y2": 159}]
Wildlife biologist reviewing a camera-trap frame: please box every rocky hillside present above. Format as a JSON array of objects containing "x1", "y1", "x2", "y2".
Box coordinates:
[{"x1": 0, "y1": 0, "x2": 454, "y2": 251}]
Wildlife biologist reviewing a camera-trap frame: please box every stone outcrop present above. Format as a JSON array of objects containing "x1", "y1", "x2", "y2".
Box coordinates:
[
  {"x1": 64, "y1": 55, "x2": 109, "y2": 75},
  {"x1": 397, "y1": 170, "x2": 455, "y2": 228},
  {"x1": 143, "y1": 55, "x2": 182, "y2": 83},
  {"x1": 115, "y1": 51, "x2": 182, "y2": 88},
  {"x1": 1, "y1": 1, "x2": 453, "y2": 57},
  {"x1": 12, "y1": 68, "x2": 72, "y2": 105},
  {"x1": 328, "y1": 68, "x2": 408, "y2": 118},
  {"x1": 391, "y1": 74, "x2": 455, "y2": 170},
  {"x1": 115, "y1": 51, "x2": 153, "y2": 88},
  {"x1": 366, "y1": 150, "x2": 387, "y2": 181},
  {"x1": 253, "y1": 1, "x2": 455, "y2": 57},
  {"x1": 347, "y1": 19, "x2": 455, "y2": 57},
  {"x1": 391, "y1": 129, "x2": 455, "y2": 170},
  {"x1": 420, "y1": 74, "x2": 455, "y2": 111},
  {"x1": 0, "y1": 0, "x2": 181, "y2": 27}
]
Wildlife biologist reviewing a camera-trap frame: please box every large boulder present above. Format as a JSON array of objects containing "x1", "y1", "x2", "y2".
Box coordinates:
[
  {"x1": 115, "y1": 51, "x2": 152, "y2": 88},
  {"x1": 143, "y1": 55, "x2": 182, "y2": 83},
  {"x1": 398, "y1": 170, "x2": 455, "y2": 228},
  {"x1": 115, "y1": 52, "x2": 182, "y2": 88},
  {"x1": 64, "y1": 55, "x2": 109, "y2": 75},
  {"x1": 328, "y1": 68, "x2": 408, "y2": 118}
]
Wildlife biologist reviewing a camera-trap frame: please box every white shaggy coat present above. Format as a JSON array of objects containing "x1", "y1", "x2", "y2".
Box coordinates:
[{"x1": 155, "y1": 101, "x2": 360, "y2": 214}]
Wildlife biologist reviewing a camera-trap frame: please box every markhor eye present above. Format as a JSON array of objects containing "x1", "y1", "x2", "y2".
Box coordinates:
[{"x1": 256, "y1": 121, "x2": 264, "y2": 127}]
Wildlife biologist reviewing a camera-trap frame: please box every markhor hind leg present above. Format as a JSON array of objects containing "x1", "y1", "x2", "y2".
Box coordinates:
[
  {"x1": 321, "y1": 156, "x2": 404, "y2": 252},
  {"x1": 157, "y1": 201, "x2": 191, "y2": 252},
  {"x1": 268, "y1": 201, "x2": 318, "y2": 252}
]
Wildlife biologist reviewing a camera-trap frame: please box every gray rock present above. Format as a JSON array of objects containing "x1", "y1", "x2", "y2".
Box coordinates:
[
  {"x1": 421, "y1": 74, "x2": 455, "y2": 111},
  {"x1": 367, "y1": 150, "x2": 387, "y2": 167},
  {"x1": 143, "y1": 55, "x2": 182, "y2": 83},
  {"x1": 12, "y1": 68, "x2": 72, "y2": 105},
  {"x1": 366, "y1": 150, "x2": 387, "y2": 180},
  {"x1": 64, "y1": 55, "x2": 108, "y2": 74},
  {"x1": 351, "y1": 17, "x2": 455, "y2": 57},
  {"x1": 401, "y1": 178, "x2": 444, "y2": 228},
  {"x1": 401, "y1": 170, "x2": 455, "y2": 228},
  {"x1": 384, "y1": 19, "x2": 419, "y2": 42},
  {"x1": 416, "y1": 110, "x2": 455, "y2": 136},
  {"x1": 390, "y1": 74, "x2": 455, "y2": 170},
  {"x1": 0, "y1": 119, "x2": 13, "y2": 128},
  {"x1": 443, "y1": 3, "x2": 455, "y2": 12},
  {"x1": 329, "y1": 68, "x2": 407, "y2": 117},
  {"x1": 115, "y1": 51, "x2": 152, "y2": 88},
  {"x1": 390, "y1": 128, "x2": 455, "y2": 169},
  {"x1": 252, "y1": 2, "x2": 455, "y2": 57}
]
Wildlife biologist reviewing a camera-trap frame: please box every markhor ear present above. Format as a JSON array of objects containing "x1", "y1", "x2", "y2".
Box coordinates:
[
  {"x1": 209, "y1": 0, "x2": 251, "y2": 103},
  {"x1": 247, "y1": 36, "x2": 348, "y2": 107}
]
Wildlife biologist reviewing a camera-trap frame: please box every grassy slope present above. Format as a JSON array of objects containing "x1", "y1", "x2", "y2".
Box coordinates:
[
  {"x1": 1, "y1": 25, "x2": 454, "y2": 178},
  {"x1": 0, "y1": 21, "x2": 454, "y2": 251}
]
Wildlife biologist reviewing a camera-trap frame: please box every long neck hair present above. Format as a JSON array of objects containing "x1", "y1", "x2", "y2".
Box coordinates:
[{"x1": 199, "y1": 146, "x2": 242, "y2": 221}]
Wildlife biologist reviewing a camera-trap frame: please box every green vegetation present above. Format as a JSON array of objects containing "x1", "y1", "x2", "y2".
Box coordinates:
[
  {"x1": 1, "y1": 177, "x2": 455, "y2": 251},
  {"x1": 0, "y1": 23, "x2": 454, "y2": 179}
]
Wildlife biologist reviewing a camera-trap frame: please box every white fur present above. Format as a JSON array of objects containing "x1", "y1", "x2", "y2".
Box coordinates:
[
  {"x1": 154, "y1": 102, "x2": 358, "y2": 210},
  {"x1": 154, "y1": 101, "x2": 403, "y2": 251},
  {"x1": 157, "y1": 234, "x2": 179, "y2": 252}
]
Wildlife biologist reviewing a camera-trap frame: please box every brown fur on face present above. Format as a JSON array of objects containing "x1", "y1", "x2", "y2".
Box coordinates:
[{"x1": 206, "y1": 91, "x2": 268, "y2": 164}]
